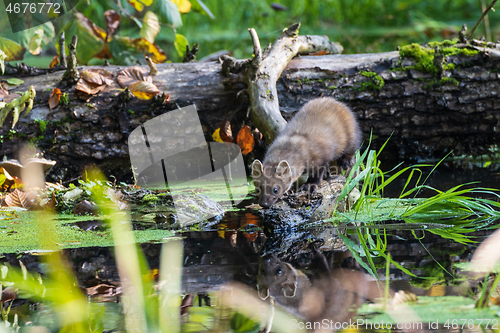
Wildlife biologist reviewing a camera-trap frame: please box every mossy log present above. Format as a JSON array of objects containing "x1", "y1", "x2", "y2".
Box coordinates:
[{"x1": 2, "y1": 41, "x2": 500, "y2": 182}]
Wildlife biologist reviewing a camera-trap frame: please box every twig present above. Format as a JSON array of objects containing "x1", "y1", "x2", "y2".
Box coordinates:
[
  {"x1": 468, "y1": 0, "x2": 498, "y2": 41},
  {"x1": 59, "y1": 31, "x2": 67, "y2": 69},
  {"x1": 62, "y1": 35, "x2": 79, "y2": 84},
  {"x1": 481, "y1": 0, "x2": 492, "y2": 41},
  {"x1": 248, "y1": 28, "x2": 262, "y2": 65}
]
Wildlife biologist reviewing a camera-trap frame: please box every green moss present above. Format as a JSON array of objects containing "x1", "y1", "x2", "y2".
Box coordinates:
[
  {"x1": 427, "y1": 39, "x2": 458, "y2": 48},
  {"x1": 35, "y1": 119, "x2": 47, "y2": 132},
  {"x1": 399, "y1": 43, "x2": 438, "y2": 73},
  {"x1": 142, "y1": 194, "x2": 159, "y2": 205},
  {"x1": 443, "y1": 63, "x2": 455, "y2": 70},
  {"x1": 438, "y1": 77, "x2": 459, "y2": 86},
  {"x1": 399, "y1": 42, "x2": 479, "y2": 74},
  {"x1": 60, "y1": 93, "x2": 69, "y2": 105},
  {"x1": 358, "y1": 71, "x2": 385, "y2": 91}
]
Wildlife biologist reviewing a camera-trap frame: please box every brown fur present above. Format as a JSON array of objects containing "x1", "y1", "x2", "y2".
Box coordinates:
[
  {"x1": 257, "y1": 255, "x2": 375, "y2": 329},
  {"x1": 252, "y1": 97, "x2": 361, "y2": 208}
]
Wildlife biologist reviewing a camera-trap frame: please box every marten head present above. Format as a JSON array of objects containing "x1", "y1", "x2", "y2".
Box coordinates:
[
  {"x1": 252, "y1": 160, "x2": 292, "y2": 208},
  {"x1": 257, "y1": 255, "x2": 302, "y2": 300}
]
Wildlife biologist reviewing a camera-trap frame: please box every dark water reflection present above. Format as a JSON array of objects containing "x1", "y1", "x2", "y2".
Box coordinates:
[{"x1": 3, "y1": 165, "x2": 500, "y2": 332}]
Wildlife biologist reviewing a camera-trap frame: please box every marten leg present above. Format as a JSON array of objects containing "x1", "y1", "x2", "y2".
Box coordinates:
[
  {"x1": 338, "y1": 154, "x2": 356, "y2": 178},
  {"x1": 300, "y1": 164, "x2": 327, "y2": 192}
]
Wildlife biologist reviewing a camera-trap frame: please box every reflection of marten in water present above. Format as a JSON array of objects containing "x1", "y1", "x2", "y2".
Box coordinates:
[{"x1": 257, "y1": 255, "x2": 378, "y2": 329}]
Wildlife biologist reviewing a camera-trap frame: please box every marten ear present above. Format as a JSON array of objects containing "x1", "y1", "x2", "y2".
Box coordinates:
[
  {"x1": 258, "y1": 284, "x2": 269, "y2": 300},
  {"x1": 252, "y1": 160, "x2": 263, "y2": 178},
  {"x1": 282, "y1": 281, "x2": 297, "y2": 298},
  {"x1": 276, "y1": 160, "x2": 292, "y2": 180}
]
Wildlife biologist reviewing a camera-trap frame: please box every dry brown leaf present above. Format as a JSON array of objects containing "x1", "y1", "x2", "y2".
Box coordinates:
[
  {"x1": 1, "y1": 287, "x2": 17, "y2": 303},
  {"x1": 0, "y1": 83, "x2": 8, "y2": 101},
  {"x1": 128, "y1": 81, "x2": 160, "y2": 100},
  {"x1": 236, "y1": 125, "x2": 254, "y2": 155},
  {"x1": 48, "y1": 88, "x2": 61, "y2": 110},
  {"x1": 117, "y1": 66, "x2": 152, "y2": 88},
  {"x1": 5, "y1": 189, "x2": 34, "y2": 208},
  {"x1": 76, "y1": 69, "x2": 114, "y2": 95},
  {"x1": 49, "y1": 55, "x2": 60, "y2": 68},
  {"x1": 86, "y1": 283, "x2": 121, "y2": 297},
  {"x1": 104, "y1": 9, "x2": 121, "y2": 40},
  {"x1": 220, "y1": 119, "x2": 233, "y2": 142}
]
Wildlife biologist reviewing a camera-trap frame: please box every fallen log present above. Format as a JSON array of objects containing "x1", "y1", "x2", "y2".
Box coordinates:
[{"x1": 1, "y1": 38, "x2": 499, "y2": 182}]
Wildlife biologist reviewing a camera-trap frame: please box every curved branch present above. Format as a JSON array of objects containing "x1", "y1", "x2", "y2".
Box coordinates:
[{"x1": 232, "y1": 23, "x2": 343, "y2": 142}]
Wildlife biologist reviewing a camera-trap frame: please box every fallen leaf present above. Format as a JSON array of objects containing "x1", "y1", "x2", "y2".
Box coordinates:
[
  {"x1": 0, "y1": 84, "x2": 8, "y2": 101},
  {"x1": 49, "y1": 55, "x2": 60, "y2": 68},
  {"x1": 220, "y1": 119, "x2": 233, "y2": 142},
  {"x1": 75, "y1": 69, "x2": 114, "y2": 95},
  {"x1": 1, "y1": 287, "x2": 17, "y2": 303},
  {"x1": 212, "y1": 128, "x2": 223, "y2": 142},
  {"x1": 309, "y1": 50, "x2": 329, "y2": 56},
  {"x1": 236, "y1": 125, "x2": 254, "y2": 155},
  {"x1": 117, "y1": 66, "x2": 152, "y2": 88},
  {"x1": 104, "y1": 9, "x2": 121, "y2": 40},
  {"x1": 6, "y1": 78, "x2": 23, "y2": 86},
  {"x1": 5, "y1": 189, "x2": 34, "y2": 209},
  {"x1": 86, "y1": 283, "x2": 121, "y2": 297},
  {"x1": 128, "y1": 81, "x2": 160, "y2": 100},
  {"x1": 48, "y1": 88, "x2": 61, "y2": 110},
  {"x1": 140, "y1": 11, "x2": 161, "y2": 44}
]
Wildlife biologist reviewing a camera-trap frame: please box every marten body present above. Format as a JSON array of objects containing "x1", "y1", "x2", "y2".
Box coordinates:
[
  {"x1": 257, "y1": 255, "x2": 371, "y2": 328},
  {"x1": 252, "y1": 97, "x2": 361, "y2": 208}
]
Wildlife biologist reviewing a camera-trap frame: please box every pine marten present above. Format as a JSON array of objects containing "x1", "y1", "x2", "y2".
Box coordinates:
[
  {"x1": 252, "y1": 97, "x2": 361, "y2": 208},
  {"x1": 257, "y1": 255, "x2": 373, "y2": 328}
]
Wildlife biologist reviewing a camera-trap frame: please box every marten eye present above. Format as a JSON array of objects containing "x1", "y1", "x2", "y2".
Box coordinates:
[
  {"x1": 275, "y1": 267, "x2": 282, "y2": 275},
  {"x1": 273, "y1": 186, "x2": 279, "y2": 194}
]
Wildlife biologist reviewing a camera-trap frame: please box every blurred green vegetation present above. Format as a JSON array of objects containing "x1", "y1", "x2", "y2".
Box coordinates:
[{"x1": 12, "y1": 0, "x2": 500, "y2": 66}]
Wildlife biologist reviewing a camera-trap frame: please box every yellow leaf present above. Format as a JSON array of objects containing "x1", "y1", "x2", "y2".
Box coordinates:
[
  {"x1": 212, "y1": 128, "x2": 223, "y2": 143},
  {"x1": 172, "y1": 0, "x2": 191, "y2": 13},
  {"x1": 140, "y1": 11, "x2": 161, "y2": 43},
  {"x1": 128, "y1": 81, "x2": 160, "y2": 100},
  {"x1": 127, "y1": 0, "x2": 153, "y2": 12}
]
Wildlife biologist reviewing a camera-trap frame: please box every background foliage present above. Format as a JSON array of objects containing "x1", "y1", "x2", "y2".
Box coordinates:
[{"x1": 1, "y1": 0, "x2": 499, "y2": 67}]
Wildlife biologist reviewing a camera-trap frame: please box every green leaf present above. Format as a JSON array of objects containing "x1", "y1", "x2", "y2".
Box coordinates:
[
  {"x1": 156, "y1": 0, "x2": 183, "y2": 27},
  {"x1": 6, "y1": 22, "x2": 55, "y2": 54},
  {"x1": 6, "y1": 78, "x2": 24, "y2": 86},
  {"x1": 61, "y1": 12, "x2": 105, "y2": 65},
  {"x1": 174, "y1": 33, "x2": 188, "y2": 58},
  {"x1": 0, "y1": 37, "x2": 26, "y2": 61},
  {"x1": 191, "y1": 0, "x2": 214, "y2": 19},
  {"x1": 229, "y1": 312, "x2": 260, "y2": 333},
  {"x1": 28, "y1": 28, "x2": 44, "y2": 55}
]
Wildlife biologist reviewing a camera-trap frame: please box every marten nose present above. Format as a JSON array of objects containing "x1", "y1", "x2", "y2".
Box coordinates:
[{"x1": 260, "y1": 200, "x2": 270, "y2": 208}]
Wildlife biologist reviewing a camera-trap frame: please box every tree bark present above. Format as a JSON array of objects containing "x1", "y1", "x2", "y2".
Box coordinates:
[{"x1": 1, "y1": 45, "x2": 499, "y2": 182}]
